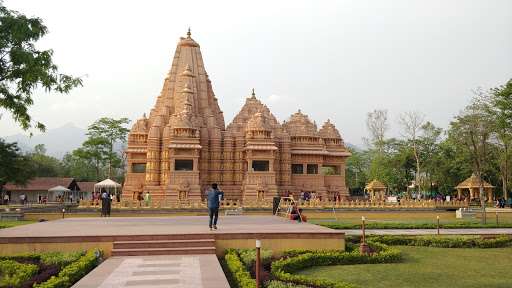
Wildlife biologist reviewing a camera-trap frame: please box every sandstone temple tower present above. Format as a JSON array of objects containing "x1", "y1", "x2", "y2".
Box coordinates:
[{"x1": 123, "y1": 30, "x2": 351, "y2": 203}]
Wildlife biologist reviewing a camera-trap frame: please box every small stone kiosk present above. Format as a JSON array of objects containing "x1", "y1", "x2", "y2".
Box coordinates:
[
  {"x1": 455, "y1": 174, "x2": 494, "y2": 201},
  {"x1": 365, "y1": 180, "x2": 387, "y2": 201}
]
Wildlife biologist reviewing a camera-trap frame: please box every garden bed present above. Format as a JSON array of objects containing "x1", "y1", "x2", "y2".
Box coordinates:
[
  {"x1": 0, "y1": 250, "x2": 102, "y2": 288},
  {"x1": 221, "y1": 235, "x2": 512, "y2": 288}
]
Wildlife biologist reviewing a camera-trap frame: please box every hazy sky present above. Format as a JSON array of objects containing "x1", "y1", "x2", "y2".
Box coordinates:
[{"x1": 1, "y1": 0, "x2": 511, "y2": 145}]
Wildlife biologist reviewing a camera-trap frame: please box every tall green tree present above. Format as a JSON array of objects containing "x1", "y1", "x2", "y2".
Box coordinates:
[
  {"x1": 86, "y1": 117, "x2": 130, "y2": 178},
  {"x1": 0, "y1": 138, "x2": 34, "y2": 194},
  {"x1": 450, "y1": 100, "x2": 494, "y2": 223},
  {"x1": 61, "y1": 151, "x2": 98, "y2": 181},
  {"x1": 28, "y1": 144, "x2": 62, "y2": 177},
  {"x1": 73, "y1": 137, "x2": 111, "y2": 181},
  {"x1": 0, "y1": 3, "x2": 82, "y2": 131},
  {"x1": 487, "y1": 80, "x2": 512, "y2": 200}
]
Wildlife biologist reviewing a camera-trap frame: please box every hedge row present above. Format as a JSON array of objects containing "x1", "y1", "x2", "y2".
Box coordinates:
[
  {"x1": 0, "y1": 260, "x2": 38, "y2": 287},
  {"x1": 319, "y1": 222, "x2": 512, "y2": 230},
  {"x1": 224, "y1": 249, "x2": 256, "y2": 288},
  {"x1": 271, "y1": 241, "x2": 402, "y2": 288},
  {"x1": 34, "y1": 249, "x2": 102, "y2": 288},
  {"x1": 367, "y1": 235, "x2": 512, "y2": 248}
]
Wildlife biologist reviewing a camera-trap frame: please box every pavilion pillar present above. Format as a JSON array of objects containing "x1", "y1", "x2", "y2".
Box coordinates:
[
  {"x1": 457, "y1": 189, "x2": 462, "y2": 200},
  {"x1": 486, "y1": 188, "x2": 492, "y2": 202}
]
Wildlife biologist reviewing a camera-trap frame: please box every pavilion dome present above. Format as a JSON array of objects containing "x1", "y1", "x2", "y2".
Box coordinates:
[
  {"x1": 319, "y1": 119, "x2": 341, "y2": 139},
  {"x1": 283, "y1": 110, "x2": 319, "y2": 137}
]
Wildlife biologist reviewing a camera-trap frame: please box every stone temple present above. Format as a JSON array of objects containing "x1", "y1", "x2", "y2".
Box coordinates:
[{"x1": 123, "y1": 31, "x2": 351, "y2": 202}]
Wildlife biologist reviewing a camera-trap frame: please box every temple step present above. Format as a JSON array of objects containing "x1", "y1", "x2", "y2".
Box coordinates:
[
  {"x1": 113, "y1": 239, "x2": 215, "y2": 249},
  {"x1": 111, "y1": 238, "x2": 216, "y2": 256},
  {"x1": 111, "y1": 246, "x2": 216, "y2": 256}
]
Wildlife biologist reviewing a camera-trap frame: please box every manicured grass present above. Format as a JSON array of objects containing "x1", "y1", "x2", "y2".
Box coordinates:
[
  {"x1": 299, "y1": 246, "x2": 512, "y2": 288},
  {"x1": 308, "y1": 210, "x2": 512, "y2": 226},
  {"x1": 0, "y1": 220, "x2": 36, "y2": 229}
]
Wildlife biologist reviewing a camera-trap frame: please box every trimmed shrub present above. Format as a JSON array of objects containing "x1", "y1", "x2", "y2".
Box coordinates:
[
  {"x1": 34, "y1": 249, "x2": 102, "y2": 288},
  {"x1": 318, "y1": 222, "x2": 512, "y2": 230},
  {"x1": 265, "y1": 280, "x2": 310, "y2": 288},
  {"x1": 271, "y1": 242, "x2": 401, "y2": 288},
  {"x1": 0, "y1": 259, "x2": 38, "y2": 287},
  {"x1": 238, "y1": 248, "x2": 272, "y2": 272},
  {"x1": 40, "y1": 251, "x2": 84, "y2": 268},
  {"x1": 367, "y1": 235, "x2": 512, "y2": 248},
  {"x1": 224, "y1": 249, "x2": 256, "y2": 288}
]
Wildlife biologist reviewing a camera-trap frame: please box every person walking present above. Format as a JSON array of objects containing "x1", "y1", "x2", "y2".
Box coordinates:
[
  {"x1": 101, "y1": 190, "x2": 109, "y2": 217},
  {"x1": 206, "y1": 183, "x2": 224, "y2": 231},
  {"x1": 144, "y1": 191, "x2": 151, "y2": 207}
]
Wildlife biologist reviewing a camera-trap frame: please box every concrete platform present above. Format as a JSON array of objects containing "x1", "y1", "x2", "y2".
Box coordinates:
[
  {"x1": 0, "y1": 215, "x2": 345, "y2": 256},
  {"x1": 72, "y1": 255, "x2": 229, "y2": 288}
]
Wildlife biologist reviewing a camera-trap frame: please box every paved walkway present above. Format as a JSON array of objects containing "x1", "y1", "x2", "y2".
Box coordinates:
[
  {"x1": 341, "y1": 228, "x2": 512, "y2": 235},
  {"x1": 72, "y1": 255, "x2": 229, "y2": 288}
]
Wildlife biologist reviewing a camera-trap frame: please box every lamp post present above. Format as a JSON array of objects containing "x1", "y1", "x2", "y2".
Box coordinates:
[
  {"x1": 436, "y1": 215, "x2": 440, "y2": 235},
  {"x1": 62, "y1": 208, "x2": 66, "y2": 219},
  {"x1": 255, "y1": 239, "x2": 261, "y2": 288},
  {"x1": 359, "y1": 216, "x2": 370, "y2": 255}
]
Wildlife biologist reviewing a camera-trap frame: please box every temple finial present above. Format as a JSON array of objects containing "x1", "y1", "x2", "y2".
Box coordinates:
[
  {"x1": 187, "y1": 27, "x2": 191, "y2": 38},
  {"x1": 251, "y1": 88, "x2": 256, "y2": 98}
]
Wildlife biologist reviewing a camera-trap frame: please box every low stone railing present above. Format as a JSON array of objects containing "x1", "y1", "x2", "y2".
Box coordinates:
[{"x1": 78, "y1": 198, "x2": 468, "y2": 210}]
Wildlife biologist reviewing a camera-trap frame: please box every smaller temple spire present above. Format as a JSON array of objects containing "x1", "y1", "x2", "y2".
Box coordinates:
[
  {"x1": 251, "y1": 88, "x2": 256, "y2": 99},
  {"x1": 187, "y1": 27, "x2": 191, "y2": 38}
]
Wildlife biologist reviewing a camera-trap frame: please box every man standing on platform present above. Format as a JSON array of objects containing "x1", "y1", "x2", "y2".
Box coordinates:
[{"x1": 206, "y1": 183, "x2": 224, "y2": 231}]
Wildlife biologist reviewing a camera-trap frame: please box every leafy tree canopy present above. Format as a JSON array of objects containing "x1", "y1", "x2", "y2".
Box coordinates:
[{"x1": 0, "y1": 2, "x2": 82, "y2": 131}]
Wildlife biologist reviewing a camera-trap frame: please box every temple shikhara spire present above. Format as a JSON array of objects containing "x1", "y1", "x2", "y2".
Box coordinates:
[{"x1": 123, "y1": 31, "x2": 351, "y2": 203}]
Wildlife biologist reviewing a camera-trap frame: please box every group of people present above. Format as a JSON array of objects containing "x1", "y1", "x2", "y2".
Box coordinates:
[{"x1": 495, "y1": 197, "x2": 512, "y2": 208}]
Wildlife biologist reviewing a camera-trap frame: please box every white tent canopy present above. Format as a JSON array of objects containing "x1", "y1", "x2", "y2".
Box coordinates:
[
  {"x1": 48, "y1": 185, "x2": 71, "y2": 193},
  {"x1": 94, "y1": 179, "x2": 121, "y2": 191},
  {"x1": 94, "y1": 179, "x2": 122, "y2": 202}
]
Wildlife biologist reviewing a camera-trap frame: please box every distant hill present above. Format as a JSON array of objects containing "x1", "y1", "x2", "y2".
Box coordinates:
[{"x1": 2, "y1": 123, "x2": 87, "y2": 159}]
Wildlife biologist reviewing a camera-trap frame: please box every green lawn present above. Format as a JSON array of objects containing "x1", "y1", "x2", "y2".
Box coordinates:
[
  {"x1": 299, "y1": 246, "x2": 512, "y2": 288},
  {"x1": 0, "y1": 220, "x2": 35, "y2": 229}
]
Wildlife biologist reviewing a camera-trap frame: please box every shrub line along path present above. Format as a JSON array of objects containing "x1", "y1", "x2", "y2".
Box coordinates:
[{"x1": 338, "y1": 228, "x2": 512, "y2": 235}]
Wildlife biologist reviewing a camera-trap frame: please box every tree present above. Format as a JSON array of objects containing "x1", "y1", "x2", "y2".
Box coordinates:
[
  {"x1": 417, "y1": 122, "x2": 443, "y2": 194},
  {"x1": 0, "y1": 3, "x2": 82, "y2": 131},
  {"x1": 73, "y1": 137, "x2": 111, "y2": 181},
  {"x1": 61, "y1": 151, "x2": 98, "y2": 181},
  {"x1": 0, "y1": 138, "x2": 34, "y2": 196},
  {"x1": 486, "y1": 80, "x2": 512, "y2": 200},
  {"x1": 366, "y1": 109, "x2": 388, "y2": 153},
  {"x1": 86, "y1": 117, "x2": 130, "y2": 178},
  {"x1": 28, "y1": 144, "x2": 62, "y2": 177},
  {"x1": 345, "y1": 147, "x2": 370, "y2": 194},
  {"x1": 399, "y1": 111, "x2": 425, "y2": 195},
  {"x1": 450, "y1": 100, "x2": 493, "y2": 223}
]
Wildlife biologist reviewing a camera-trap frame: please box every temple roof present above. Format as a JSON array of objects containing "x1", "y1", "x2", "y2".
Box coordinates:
[
  {"x1": 282, "y1": 110, "x2": 319, "y2": 137},
  {"x1": 319, "y1": 119, "x2": 341, "y2": 139},
  {"x1": 365, "y1": 180, "x2": 387, "y2": 190},
  {"x1": 455, "y1": 174, "x2": 494, "y2": 189},
  {"x1": 226, "y1": 89, "x2": 283, "y2": 135},
  {"x1": 130, "y1": 114, "x2": 148, "y2": 133},
  {"x1": 247, "y1": 112, "x2": 271, "y2": 131}
]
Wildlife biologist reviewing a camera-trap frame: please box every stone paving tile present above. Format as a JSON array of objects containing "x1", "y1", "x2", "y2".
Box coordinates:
[
  {"x1": 73, "y1": 255, "x2": 229, "y2": 288},
  {"x1": 0, "y1": 215, "x2": 337, "y2": 237}
]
